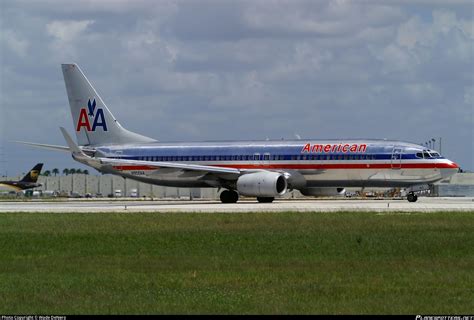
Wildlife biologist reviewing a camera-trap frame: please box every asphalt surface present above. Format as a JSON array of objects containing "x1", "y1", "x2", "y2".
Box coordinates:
[{"x1": 0, "y1": 197, "x2": 473, "y2": 212}]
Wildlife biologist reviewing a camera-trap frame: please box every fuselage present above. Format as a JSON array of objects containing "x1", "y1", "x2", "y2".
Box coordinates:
[
  {"x1": 0, "y1": 181, "x2": 41, "y2": 192},
  {"x1": 91, "y1": 139, "x2": 459, "y2": 189}
]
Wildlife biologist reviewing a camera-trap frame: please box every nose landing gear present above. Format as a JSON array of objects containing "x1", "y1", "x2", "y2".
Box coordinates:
[{"x1": 407, "y1": 192, "x2": 418, "y2": 202}]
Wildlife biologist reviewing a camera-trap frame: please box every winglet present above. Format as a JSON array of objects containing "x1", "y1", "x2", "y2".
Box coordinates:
[{"x1": 60, "y1": 127, "x2": 84, "y2": 156}]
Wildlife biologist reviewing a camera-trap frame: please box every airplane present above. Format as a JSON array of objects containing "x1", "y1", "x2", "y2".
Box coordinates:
[
  {"x1": 0, "y1": 163, "x2": 43, "y2": 192},
  {"x1": 18, "y1": 64, "x2": 459, "y2": 203}
]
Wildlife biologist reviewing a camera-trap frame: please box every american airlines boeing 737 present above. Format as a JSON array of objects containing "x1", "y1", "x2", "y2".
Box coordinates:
[{"x1": 19, "y1": 64, "x2": 459, "y2": 203}]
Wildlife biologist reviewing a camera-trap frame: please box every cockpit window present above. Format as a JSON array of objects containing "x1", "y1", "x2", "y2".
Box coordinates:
[
  {"x1": 423, "y1": 152, "x2": 431, "y2": 158},
  {"x1": 431, "y1": 152, "x2": 440, "y2": 157},
  {"x1": 416, "y1": 152, "x2": 423, "y2": 158}
]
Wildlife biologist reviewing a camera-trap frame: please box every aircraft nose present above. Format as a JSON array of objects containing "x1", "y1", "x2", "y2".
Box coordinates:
[
  {"x1": 440, "y1": 159, "x2": 460, "y2": 178},
  {"x1": 448, "y1": 160, "x2": 459, "y2": 170}
]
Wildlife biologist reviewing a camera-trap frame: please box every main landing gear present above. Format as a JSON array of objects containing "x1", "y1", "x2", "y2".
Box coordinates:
[
  {"x1": 257, "y1": 197, "x2": 274, "y2": 203},
  {"x1": 219, "y1": 190, "x2": 275, "y2": 204},
  {"x1": 407, "y1": 192, "x2": 418, "y2": 203},
  {"x1": 220, "y1": 190, "x2": 239, "y2": 203}
]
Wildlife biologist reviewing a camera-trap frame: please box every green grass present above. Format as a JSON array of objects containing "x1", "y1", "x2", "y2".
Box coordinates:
[{"x1": 0, "y1": 211, "x2": 472, "y2": 314}]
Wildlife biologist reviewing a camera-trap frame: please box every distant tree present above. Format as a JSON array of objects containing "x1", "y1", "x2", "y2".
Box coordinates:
[
  {"x1": 69, "y1": 168, "x2": 76, "y2": 175},
  {"x1": 76, "y1": 169, "x2": 83, "y2": 174},
  {"x1": 52, "y1": 168, "x2": 59, "y2": 176},
  {"x1": 63, "y1": 168, "x2": 70, "y2": 176},
  {"x1": 43, "y1": 170, "x2": 51, "y2": 176},
  {"x1": 83, "y1": 170, "x2": 89, "y2": 175}
]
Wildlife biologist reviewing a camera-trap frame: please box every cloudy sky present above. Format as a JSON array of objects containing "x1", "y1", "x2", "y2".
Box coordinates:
[{"x1": 0, "y1": 0, "x2": 473, "y2": 176}]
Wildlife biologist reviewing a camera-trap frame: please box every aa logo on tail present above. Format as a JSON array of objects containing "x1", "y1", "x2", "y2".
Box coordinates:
[{"x1": 76, "y1": 99, "x2": 108, "y2": 132}]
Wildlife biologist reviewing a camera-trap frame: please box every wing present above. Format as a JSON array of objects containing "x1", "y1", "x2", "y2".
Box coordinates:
[{"x1": 98, "y1": 157, "x2": 241, "y2": 176}]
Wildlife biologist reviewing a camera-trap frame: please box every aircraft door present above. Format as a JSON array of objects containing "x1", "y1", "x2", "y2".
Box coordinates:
[
  {"x1": 263, "y1": 152, "x2": 271, "y2": 166},
  {"x1": 391, "y1": 147, "x2": 402, "y2": 169},
  {"x1": 253, "y1": 153, "x2": 261, "y2": 167}
]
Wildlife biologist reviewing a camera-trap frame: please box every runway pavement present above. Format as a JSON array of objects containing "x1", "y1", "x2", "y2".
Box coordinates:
[{"x1": 0, "y1": 197, "x2": 473, "y2": 213}]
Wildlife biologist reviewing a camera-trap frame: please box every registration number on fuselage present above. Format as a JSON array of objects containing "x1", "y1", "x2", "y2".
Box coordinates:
[{"x1": 130, "y1": 171, "x2": 146, "y2": 176}]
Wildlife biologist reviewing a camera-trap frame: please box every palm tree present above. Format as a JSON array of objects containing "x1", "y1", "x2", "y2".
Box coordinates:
[
  {"x1": 69, "y1": 168, "x2": 76, "y2": 175},
  {"x1": 52, "y1": 168, "x2": 59, "y2": 176},
  {"x1": 62, "y1": 168, "x2": 70, "y2": 176},
  {"x1": 76, "y1": 169, "x2": 83, "y2": 174},
  {"x1": 43, "y1": 170, "x2": 51, "y2": 176},
  {"x1": 83, "y1": 170, "x2": 89, "y2": 175}
]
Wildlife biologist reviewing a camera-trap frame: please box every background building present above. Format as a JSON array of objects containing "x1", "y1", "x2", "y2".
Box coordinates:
[{"x1": 1, "y1": 172, "x2": 473, "y2": 199}]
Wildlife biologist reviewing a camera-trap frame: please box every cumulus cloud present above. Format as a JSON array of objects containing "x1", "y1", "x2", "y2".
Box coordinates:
[
  {"x1": 0, "y1": 0, "x2": 472, "y2": 173},
  {"x1": 1, "y1": 30, "x2": 29, "y2": 57},
  {"x1": 46, "y1": 20, "x2": 94, "y2": 42},
  {"x1": 46, "y1": 20, "x2": 94, "y2": 59}
]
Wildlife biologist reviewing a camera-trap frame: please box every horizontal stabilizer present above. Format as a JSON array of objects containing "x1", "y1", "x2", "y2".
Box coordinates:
[{"x1": 14, "y1": 141, "x2": 70, "y2": 152}]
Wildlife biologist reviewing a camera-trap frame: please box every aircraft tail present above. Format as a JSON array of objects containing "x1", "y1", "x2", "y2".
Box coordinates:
[
  {"x1": 20, "y1": 163, "x2": 43, "y2": 183},
  {"x1": 61, "y1": 64, "x2": 156, "y2": 146}
]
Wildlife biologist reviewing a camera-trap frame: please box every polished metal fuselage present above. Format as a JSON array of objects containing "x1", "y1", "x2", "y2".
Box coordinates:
[{"x1": 90, "y1": 139, "x2": 459, "y2": 190}]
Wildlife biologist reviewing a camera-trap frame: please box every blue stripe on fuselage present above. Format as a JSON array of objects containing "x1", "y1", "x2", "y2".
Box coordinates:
[{"x1": 96, "y1": 142, "x2": 439, "y2": 161}]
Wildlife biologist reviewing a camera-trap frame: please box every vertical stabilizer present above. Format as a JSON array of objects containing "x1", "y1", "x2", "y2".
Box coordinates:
[
  {"x1": 20, "y1": 163, "x2": 43, "y2": 183},
  {"x1": 61, "y1": 64, "x2": 156, "y2": 146}
]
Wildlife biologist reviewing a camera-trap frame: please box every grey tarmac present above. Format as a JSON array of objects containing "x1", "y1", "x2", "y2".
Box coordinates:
[{"x1": 0, "y1": 197, "x2": 473, "y2": 213}]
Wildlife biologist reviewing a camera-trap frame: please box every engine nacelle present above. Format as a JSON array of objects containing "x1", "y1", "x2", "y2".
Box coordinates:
[
  {"x1": 300, "y1": 187, "x2": 346, "y2": 197},
  {"x1": 237, "y1": 172, "x2": 288, "y2": 197}
]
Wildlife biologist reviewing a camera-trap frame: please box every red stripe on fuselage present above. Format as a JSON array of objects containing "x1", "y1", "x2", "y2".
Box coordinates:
[
  {"x1": 113, "y1": 165, "x2": 157, "y2": 171},
  {"x1": 215, "y1": 163, "x2": 458, "y2": 170},
  {"x1": 112, "y1": 162, "x2": 458, "y2": 171}
]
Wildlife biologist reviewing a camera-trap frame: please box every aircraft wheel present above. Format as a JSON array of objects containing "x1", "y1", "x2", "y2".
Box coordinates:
[
  {"x1": 257, "y1": 197, "x2": 274, "y2": 203},
  {"x1": 220, "y1": 190, "x2": 239, "y2": 203},
  {"x1": 407, "y1": 193, "x2": 418, "y2": 203}
]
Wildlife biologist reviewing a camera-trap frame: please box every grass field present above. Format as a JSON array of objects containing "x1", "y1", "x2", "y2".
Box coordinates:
[{"x1": 0, "y1": 211, "x2": 472, "y2": 314}]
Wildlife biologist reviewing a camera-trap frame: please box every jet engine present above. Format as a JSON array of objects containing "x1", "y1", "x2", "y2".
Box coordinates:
[
  {"x1": 237, "y1": 172, "x2": 288, "y2": 197},
  {"x1": 300, "y1": 187, "x2": 346, "y2": 197}
]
